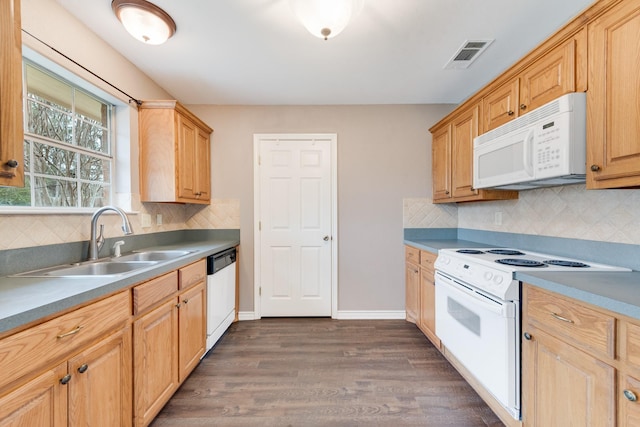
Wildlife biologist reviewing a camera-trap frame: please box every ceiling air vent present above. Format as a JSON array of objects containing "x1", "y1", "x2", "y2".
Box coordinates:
[{"x1": 444, "y1": 40, "x2": 494, "y2": 69}]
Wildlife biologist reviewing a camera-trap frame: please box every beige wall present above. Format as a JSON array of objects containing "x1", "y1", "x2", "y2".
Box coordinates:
[{"x1": 187, "y1": 105, "x2": 454, "y2": 312}]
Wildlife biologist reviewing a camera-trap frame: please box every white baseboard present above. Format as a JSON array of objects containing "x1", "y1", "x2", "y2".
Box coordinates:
[{"x1": 237, "y1": 311, "x2": 406, "y2": 321}]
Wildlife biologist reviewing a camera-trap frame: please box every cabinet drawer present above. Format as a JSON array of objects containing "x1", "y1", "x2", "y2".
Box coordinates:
[
  {"x1": 405, "y1": 246, "x2": 420, "y2": 265},
  {"x1": 419, "y1": 250, "x2": 436, "y2": 273},
  {"x1": 179, "y1": 259, "x2": 206, "y2": 290},
  {"x1": 525, "y1": 285, "x2": 615, "y2": 358},
  {"x1": 621, "y1": 320, "x2": 640, "y2": 371},
  {"x1": 0, "y1": 291, "x2": 130, "y2": 390},
  {"x1": 133, "y1": 271, "x2": 178, "y2": 315}
]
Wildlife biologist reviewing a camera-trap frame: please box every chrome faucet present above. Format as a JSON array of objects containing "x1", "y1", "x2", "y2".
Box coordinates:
[{"x1": 88, "y1": 206, "x2": 134, "y2": 260}]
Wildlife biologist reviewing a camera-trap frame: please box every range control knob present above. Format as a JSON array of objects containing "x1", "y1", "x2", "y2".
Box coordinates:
[
  {"x1": 493, "y1": 275, "x2": 504, "y2": 285},
  {"x1": 441, "y1": 256, "x2": 451, "y2": 265},
  {"x1": 484, "y1": 271, "x2": 494, "y2": 281}
]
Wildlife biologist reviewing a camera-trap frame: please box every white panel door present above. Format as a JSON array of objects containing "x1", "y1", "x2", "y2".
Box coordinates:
[{"x1": 257, "y1": 136, "x2": 333, "y2": 316}]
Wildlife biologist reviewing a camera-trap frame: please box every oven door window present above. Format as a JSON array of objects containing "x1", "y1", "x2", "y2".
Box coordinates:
[{"x1": 447, "y1": 297, "x2": 481, "y2": 336}]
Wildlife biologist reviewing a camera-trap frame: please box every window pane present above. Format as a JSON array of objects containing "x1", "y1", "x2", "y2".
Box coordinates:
[
  {"x1": 27, "y1": 99, "x2": 73, "y2": 144},
  {"x1": 80, "y1": 154, "x2": 110, "y2": 182},
  {"x1": 75, "y1": 118, "x2": 109, "y2": 154},
  {"x1": 81, "y1": 183, "x2": 109, "y2": 208},
  {"x1": 26, "y1": 64, "x2": 72, "y2": 112},
  {"x1": 32, "y1": 142, "x2": 77, "y2": 178},
  {"x1": 76, "y1": 90, "x2": 108, "y2": 126},
  {"x1": 0, "y1": 176, "x2": 31, "y2": 206},
  {"x1": 23, "y1": 140, "x2": 30, "y2": 172},
  {"x1": 33, "y1": 177, "x2": 77, "y2": 207}
]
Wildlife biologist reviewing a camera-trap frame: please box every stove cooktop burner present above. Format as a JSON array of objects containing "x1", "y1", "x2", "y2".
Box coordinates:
[
  {"x1": 495, "y1": 258, "x2": 547, "y2": 267},
  {"x1": 456, "y1": 249, "x2": 485, "y2": 254},
  {"x1": 544, "y1": 260, "x2": 590, "y2": 268},
  {"x1": 487, "y1": 249, "x2": 526, "y2": 256}
]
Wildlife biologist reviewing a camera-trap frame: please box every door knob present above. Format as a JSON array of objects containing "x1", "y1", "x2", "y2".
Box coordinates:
[{"x1": 323, "y1": 236, "x2": 330, "y2": 241}]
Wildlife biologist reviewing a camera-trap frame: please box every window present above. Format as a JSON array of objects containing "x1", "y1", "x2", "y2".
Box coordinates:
[{"x1": 0, "y1": 61, "x2": 114, "y2": 209}]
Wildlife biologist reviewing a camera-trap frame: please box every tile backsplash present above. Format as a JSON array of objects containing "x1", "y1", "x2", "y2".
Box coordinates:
[
  {"x1": 405, "y1": 184, "x2": 640, "y2": 245},
  {"x1": 403, "y1": 198, "x2": 458, "y2": 228},
  {"x1": 0, "y1": 198, "x2": 240, "y2": 251}
]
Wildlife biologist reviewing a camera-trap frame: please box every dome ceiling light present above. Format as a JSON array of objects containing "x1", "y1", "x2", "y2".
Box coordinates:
[
  {"x1": 290, "y1": 0, "x2": 364, "y2": 40},
  {"x1": 112, "y1": 0, "x2": 176, "y2": 45}
]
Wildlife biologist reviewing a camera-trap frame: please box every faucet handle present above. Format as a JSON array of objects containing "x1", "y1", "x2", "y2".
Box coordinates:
[{"x1": 112, "y1": 240, "x2": 125, "y2": 258}]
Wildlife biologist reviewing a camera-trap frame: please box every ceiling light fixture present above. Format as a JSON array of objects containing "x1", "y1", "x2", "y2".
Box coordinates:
[
  {"x1": 290, "y1": 0, "x2": 364, "y2": 40},
  {"x1": 111, "y1": 0, "x2": 176, "y2": 45}
]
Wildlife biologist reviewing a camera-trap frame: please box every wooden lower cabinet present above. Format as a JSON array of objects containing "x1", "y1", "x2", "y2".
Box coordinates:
[
  {"x1": 0, "y1": 328, "x2": 132, "y2": 427},
  {"x1": 418, "y1": 266, "x2": 440, "y2": 349},
  {"x1": 522, "y1": 283, "x2": 640, "y2": 426},
  {"x1": 522, "y1": 326, "x2": 615, "y2": 426},
  {"x1": 0, "y1": 364, "x2": 67, "y2": 426},
  {"x1": 405, "y1": 246, "x2": 420, "y2": 323},
  {"x1": 405, "y1": 246, "x2": 440, "y2": 349},
  {"x1": 133, "y1": 261, "x2": 207, "y2": 427},
  {"x1": 134, "y1": 298, "x2": 179, "y2": 427},
  {"x1": 178, "y1": 282, "x2": 206, "y2": 382}
]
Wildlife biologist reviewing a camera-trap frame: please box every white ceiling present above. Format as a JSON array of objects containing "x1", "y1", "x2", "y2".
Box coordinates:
[{"x1": 57, "y1": 0, "x2": 594, "y2": 105}]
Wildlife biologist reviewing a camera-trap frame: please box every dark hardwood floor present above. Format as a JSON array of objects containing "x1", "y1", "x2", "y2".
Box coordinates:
[{"x1": 151, "y1": 318, "x2": 504, "y2": 427}]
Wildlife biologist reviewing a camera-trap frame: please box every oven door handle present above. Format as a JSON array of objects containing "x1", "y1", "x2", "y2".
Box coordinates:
[{"x1": 437, "y1": 276, "x2": 513, "y2": 318}]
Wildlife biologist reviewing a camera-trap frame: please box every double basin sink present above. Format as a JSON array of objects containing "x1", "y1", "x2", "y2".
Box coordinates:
[{"x1": 15, "y1": 250, "x2": 193, "y2": 278}]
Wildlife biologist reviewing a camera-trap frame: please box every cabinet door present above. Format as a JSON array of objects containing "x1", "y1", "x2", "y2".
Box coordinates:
[
  {"x1": 0, "y1": 0, "x2": 24, "y2": 188},
  {"x1": 587, "y1": 1, "x2": 640, "y2": 189},
  {"x1": 483, "y1": 78, "x2": 519, "y2": 132},
  {"x1": 178, "y1": 282, "x2": 206, "y2": 382},
  {"x1": 133, "y1": 300, "x2": 179, "y2": 427},
  {"x1": 195, "y1": 126, "x2": 211, "y2": 202},
  {"x1": 620, "y1": 374, "x2": 640, "y2": 427},
  {"x1": 418, "y1": 267, "x2": 440, "y2": 349},
  {"x1": 405, "y1": 262, "x2": 420, "y2": 324},
  {"x1": 522, "y1": 326, "x2": 615, "y2": 427},
  {"x1": 451, "y1": 104, "x2": 480, "y2": 199},
  {"x1": 68, "y1": 328, "x2": 132, "y2": 427},
  {"x1": 431, "y1": 125, "x2": 451, "y2": 202},
  {"x1": 0, "y1": 363, "x2": 67, "y2": 426},
  {"x1": 520, "y1": 35, "x2": 580, "y2": 113},
  {"x1": 177, "y1": 114, "x2": 199, "y2": 201}
]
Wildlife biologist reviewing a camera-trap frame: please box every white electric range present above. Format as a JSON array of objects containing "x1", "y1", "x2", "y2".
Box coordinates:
[{"x1": 434, "y1": 247, "x2": 630, "y2": 420}]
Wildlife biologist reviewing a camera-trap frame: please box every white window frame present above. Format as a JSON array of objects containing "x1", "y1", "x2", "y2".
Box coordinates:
[{"x1": 0, "y1": 46, "x2": 132, "y2": 214}]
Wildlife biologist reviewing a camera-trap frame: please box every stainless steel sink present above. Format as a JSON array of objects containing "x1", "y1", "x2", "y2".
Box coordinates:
[
  {"x1": 113, "y1": 250, "x2": 193, "y2": 262},
  {"x1": 14, "y1": 261, "x2": 158, "y2": 278}
]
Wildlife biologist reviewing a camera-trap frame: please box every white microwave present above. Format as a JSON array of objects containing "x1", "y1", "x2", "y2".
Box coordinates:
[{"x1": 473, "y1": 92, "x2": 587, "y2": 190}]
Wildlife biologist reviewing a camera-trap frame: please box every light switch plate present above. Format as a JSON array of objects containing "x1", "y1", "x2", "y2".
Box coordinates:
[
  {"x1": 156, "y1": 214, "x2": 163, "y2": 225},
  {"x1": 141, "y1": 214, "x2": 151, "y2": 228}
]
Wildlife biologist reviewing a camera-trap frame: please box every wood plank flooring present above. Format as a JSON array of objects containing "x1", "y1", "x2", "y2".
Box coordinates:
[{"x1": 151, "y1": 318, "x2": 504, "y2": 427}]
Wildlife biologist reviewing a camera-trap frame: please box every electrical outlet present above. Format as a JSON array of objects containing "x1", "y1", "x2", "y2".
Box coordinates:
[
  {"x1": 494, "y1": 211, "x2": 503, "y2": 226},
  {"x1": 156, "y1": 214, "x2": 163, "y2": 225},
  {"x1": 141, "y1": 214, "x2": 151, "y2": 228}
]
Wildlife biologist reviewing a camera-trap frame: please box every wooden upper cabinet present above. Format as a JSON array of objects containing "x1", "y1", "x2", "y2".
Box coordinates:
[
  {"x1": 431, "y1": 124, "x2": 452, "y2": 202},
  {"x1": 587, "y1": 0, "x2": 640, "y2": 189},
  {"x1": 451, "y1": 104, "x2": 480, "y2": 199},
  {"x1": 431, "y1": 104, "x2": 517, "y2": 204},
  {"x1": 139, "y1": 101, "x2": 213, "y2": 204},
  {"x1": 483, "y1": 30, "x2": 586, "y2": 133},
  {"x1": 0, "y1": 0, "x2": 24, "y2": 187},
  {"x1": 483, "y1": 78, "x2": 520, "y2": 132}
]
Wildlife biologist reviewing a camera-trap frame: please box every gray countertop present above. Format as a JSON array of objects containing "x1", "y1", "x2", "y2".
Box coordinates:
[
  {"x1": 405, "y1": 238, "x2": 640, "y2": 320},
  {"x1": 0, "y1": 238, "x2": 239, "y2": 335}
]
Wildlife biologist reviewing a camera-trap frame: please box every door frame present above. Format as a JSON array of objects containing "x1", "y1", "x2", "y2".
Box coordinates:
[{"x1": 253, "y1": 133, "x2": 338, "y2": 319}]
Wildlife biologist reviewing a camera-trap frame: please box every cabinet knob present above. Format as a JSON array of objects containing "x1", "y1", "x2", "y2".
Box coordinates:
[
  {"x1": 523, "y1": 332, "x2": 532, "y2": 340},
  {"x1": 60, "y1": 374, "x2": 72, "y2": 385},
  {"x1": 183, "y1": 298, "x2": 189, "y2": 305},
  {"x1": 624, "y1": 389, "x2": 638, "y2": 402},
  {"x1": 78, "y1": 364, "x2": 89, "y2": 374},
  {"x1": 520, "y1": 104, "x2": 527, "y2": 111},
  {"x1": 590, "y1": 164, "x2": 601, "y2": 172},
  {"x1": 175, "y1": 303, "x2": 181, "y2": 309},
  {"x1": 445, "y1": 190, "x2": 450, "y2": 195},
  {"x1": 507, "y1": 110, "x2": 514, "y2": 116},
  {"x1": 5, "y1": 159, "x2": 18, "y2": 168}
]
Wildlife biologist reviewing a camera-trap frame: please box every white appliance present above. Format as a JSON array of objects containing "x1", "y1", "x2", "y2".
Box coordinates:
[
  {"x1": 434, "y1": 248, "x2": 630, "y2": 420},
  {"x1": 204, "y1": 248, "x2": 236, "y2": 354},
  {"x1": 473, "y1": 92, "x2": 587, "y2": 190}
]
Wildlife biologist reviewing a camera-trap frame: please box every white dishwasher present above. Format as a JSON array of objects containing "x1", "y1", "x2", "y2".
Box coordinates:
[{"x1": 204, "y1": 247, "x2": 236, "y2": 354}]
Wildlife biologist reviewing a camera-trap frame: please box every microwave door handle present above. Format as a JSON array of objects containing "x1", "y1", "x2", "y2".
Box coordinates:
[{"x1": 524, "y1": 129, "x2": 534, "y2": 177}]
